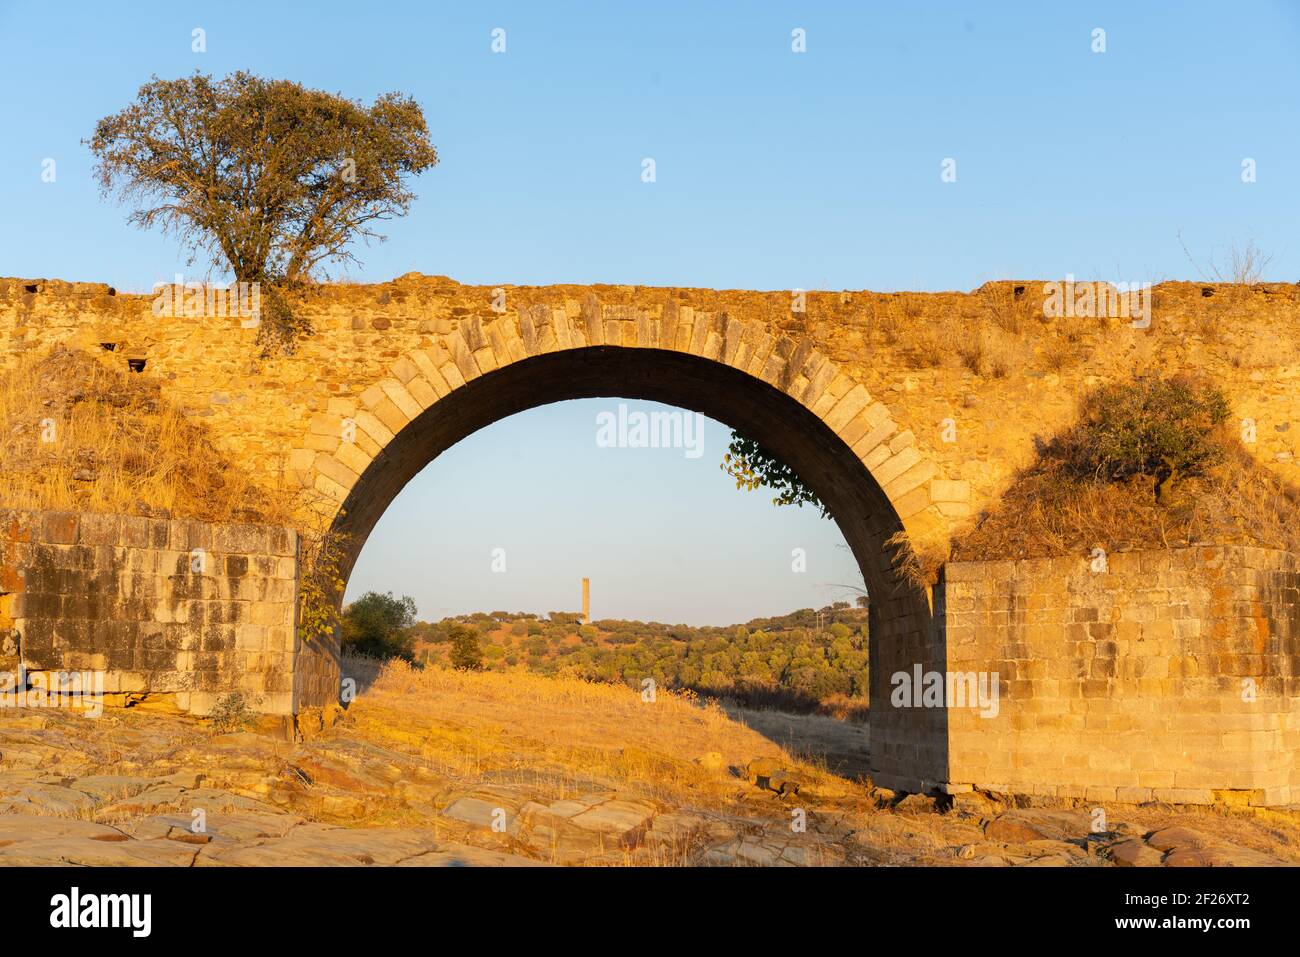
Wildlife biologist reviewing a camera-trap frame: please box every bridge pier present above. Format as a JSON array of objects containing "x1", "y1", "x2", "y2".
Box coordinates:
[{"x1": 874, "y1": 545, "x2": 1300, "y2": 806}]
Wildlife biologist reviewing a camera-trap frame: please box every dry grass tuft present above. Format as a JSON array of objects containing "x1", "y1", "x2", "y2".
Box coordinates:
[
  {"x1": 873, "y1": 300, "x2": 902, "y2": 345},
  {"x1": 980, "y1": 282, "x2": 1031, "y2": 335},
  {"x1": 886, "y1": 529, "x2": 946, "y2": 592},
  {"x1": 866, "y1": 293, "x2": 1021, "y2": 378},
  {"x1": 986, "y1": 350, "x2": 1011, "y2": 379},
  {"x1": 1043, "y1": 339, "x2": 1078, "y2": 373},
  {"x1": 953, "y1": 327, "x2": 1014, "y2": 378},
  {"x1": 955, "y1": 330, "x2": 985, "y2": 374},
  {"x1": 0, "y1": 345, "x2": 296, "y2": 524}
]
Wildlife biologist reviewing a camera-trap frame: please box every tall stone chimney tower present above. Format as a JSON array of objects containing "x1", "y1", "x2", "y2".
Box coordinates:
[{"x1": 582, "y1": 577, "x2": 590, "y2": 624}]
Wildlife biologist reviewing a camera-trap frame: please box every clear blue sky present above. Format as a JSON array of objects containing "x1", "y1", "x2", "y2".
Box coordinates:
[{"x1": 2, "y1": 2, "x2": 1297, "y2": 623}]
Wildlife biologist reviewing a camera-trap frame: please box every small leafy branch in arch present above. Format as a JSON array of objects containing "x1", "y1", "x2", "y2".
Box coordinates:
[
  {"x1": 721, "y1": 431, "x2": 830, "y2": 518},
  {"x1": 298, "y1": 523, "x2": 352, "y2": 649}
]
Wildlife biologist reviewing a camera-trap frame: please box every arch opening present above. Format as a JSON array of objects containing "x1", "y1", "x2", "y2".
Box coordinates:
[{"x1": 327, "y1": 346, "x2": 945, "y2": 792}]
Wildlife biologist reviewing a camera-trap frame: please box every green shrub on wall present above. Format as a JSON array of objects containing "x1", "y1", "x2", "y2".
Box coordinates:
[{"x1": 1058, "y1": 377, "x2": 1231, "y2": 495}]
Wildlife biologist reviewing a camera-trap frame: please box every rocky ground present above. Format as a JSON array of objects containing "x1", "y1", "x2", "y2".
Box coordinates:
[{"x1": 0, "y1": 664, "x2": 1297, "y2": 867}]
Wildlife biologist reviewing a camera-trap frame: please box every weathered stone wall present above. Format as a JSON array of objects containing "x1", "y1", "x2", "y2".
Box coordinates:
[
  {"x1": 935, "y1": 546, "x2": 1300, "y2": 806},
  {"x1": 0, "y1": 509, "x2": 323, "y2": 716},
  {"x1": 2, "y1": 276, "x2": 1298, "y2": 565},
  {"x1": 869, "y1": 590, "x2": 949, "y2": 791}
]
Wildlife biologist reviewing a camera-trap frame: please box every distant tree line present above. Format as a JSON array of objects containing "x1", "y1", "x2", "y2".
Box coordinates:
[{"x1": 342, "y1": 596, "x2": 872, "y2": 714}]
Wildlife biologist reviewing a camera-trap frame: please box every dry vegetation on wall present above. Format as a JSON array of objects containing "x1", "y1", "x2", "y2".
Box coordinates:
[
  {"x1": 863, "y1": 283, "x2": 1041, "y2": 376},
  {"x1": 949, "y1": 377, "x2": 1300, "y2": 565},
  {"x1": 0, "y1": 345, "x2": 351, "y2": 653},
  {"x1": 850, "y1": 278, "x2": 1300, "y2": 383},
  {"x1": 0, "y1": 345, "x2": 297, "y2": 525}
]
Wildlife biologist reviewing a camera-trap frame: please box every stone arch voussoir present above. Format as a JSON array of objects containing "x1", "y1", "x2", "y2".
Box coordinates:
[{"x1": 287, "y1": 299, "x2": 949, "y2": 563}]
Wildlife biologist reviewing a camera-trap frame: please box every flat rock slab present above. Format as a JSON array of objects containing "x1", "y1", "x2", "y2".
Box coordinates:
[
  {"x1": 777, "y1": 840, "x2": 845, "y2": 866},
  {"x1": 95, "y1": 784, "x2": 192, "y2": 817},
  {"x1": 62, "y1": 774, "x2": 176, "y2": 803},
  {"x1": 122, "y1": 810, "x2": 301, "y2": 844},
  {"x1": 1108, "y1": 838, "x2": 1167, "y2": 867},
  {"x1": 289, "y1": 754, "x2": 386, "y2": 792},
  {"x1": 569, "y1": 800, "x2": 654, "y2": 837},
  {"x1": 1163, "y1": 848, "x2": 1207, "y2": 866},
  {"x1": 700, "y1": 832, "x2": 844, "y2": 867},
  {"x1": 701, "y1": 839, "x2": 780, "y2": 866},
  {"x1": 0, "y1": 811, "x2": 538, "y2": 867},
  {"x1": 0, "y1": 813, "x2": 199, "y2": 866},
  {"x1": 0, "y1": 783, "x2": 97, "y2": 815},
  {"x1": 442, "y1": 796, "x2": 511, "y2": 830},
  {"x1": 1144, "y1": 826, "x2": 1285, "y2": 866},
  {"x1": 1146, "y1": 826, "x2": 1211, "y2": 852},
  {"x1": 646, "y1": 812, "x2": 707, "y2": 843},
  {"x1": 0, "y1": 836, "x2": 200, "y2": 867},
  {"x1": 984, "y1": 809, "x2": 1092, "y2": 844},
  {"x1": 97, "y1": 784, "x2": 278, "y2": 820},
  {"x1": 546, "y1": 799, "x2": 591, "y2": 819},
  {"x1": 1199, "y1": 844, "x2": 1286, "y2": 867},
  {"x1": 197, "y1": 824, "x2": 444, "y2": 866},
  {"x1": 398, "y1": 844, "x2": 551, "y2": 867},
  {"x1": 0, "y1": 813, "x2": 129, "y2": 843}
]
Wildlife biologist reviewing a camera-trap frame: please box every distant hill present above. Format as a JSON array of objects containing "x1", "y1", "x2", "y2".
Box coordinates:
[{"x1": 405, "y1": 603, "x2": 870, "y2": 719}]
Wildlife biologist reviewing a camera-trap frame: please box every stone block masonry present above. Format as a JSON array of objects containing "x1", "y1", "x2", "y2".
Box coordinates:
[
  {"x1": 936, "y1": 545, "x2": 1300, "y2": 806},
  {"x1": 0, "y1": 508, "x2": 322, "y2": 716}
]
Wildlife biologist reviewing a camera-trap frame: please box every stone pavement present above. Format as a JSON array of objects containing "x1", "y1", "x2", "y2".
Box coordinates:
[{"x1": 0, "y1": 707, "x2": 1295, "y2": 867}]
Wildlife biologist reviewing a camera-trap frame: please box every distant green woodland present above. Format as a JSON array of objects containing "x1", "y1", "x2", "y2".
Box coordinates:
[{"x1": 343, "y1": 594, "x2": 871, "y2": 715}]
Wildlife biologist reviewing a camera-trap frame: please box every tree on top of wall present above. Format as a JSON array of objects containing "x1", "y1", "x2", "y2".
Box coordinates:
[{"x1": 86, "y1": 71, "x2": 438, "y2": 352}]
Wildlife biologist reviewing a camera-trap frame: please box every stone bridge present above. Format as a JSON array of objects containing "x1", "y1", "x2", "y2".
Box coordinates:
[{"x1": 2, "y1": 275, "x2": 1299, "y2": 802}]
